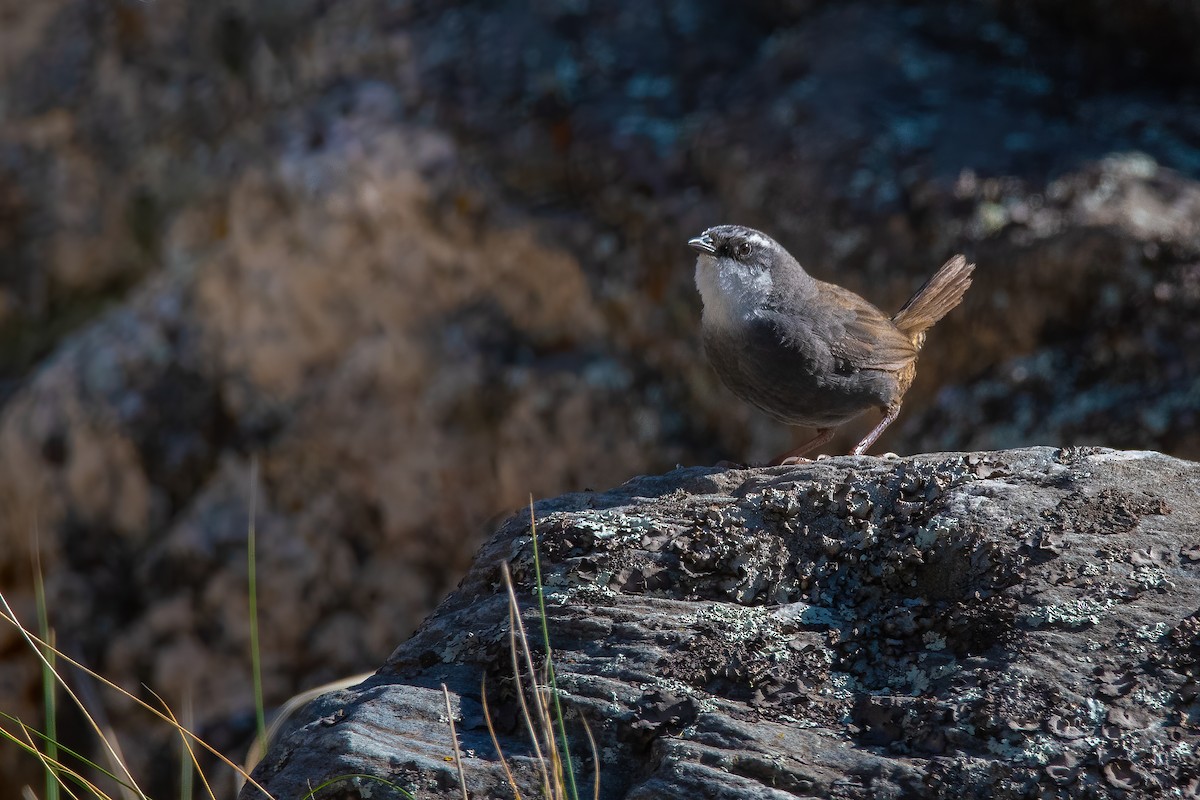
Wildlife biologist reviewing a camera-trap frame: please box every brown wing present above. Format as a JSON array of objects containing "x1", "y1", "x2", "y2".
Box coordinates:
[{"x1": 817, "y1": 284, "x2": 918, "y2": 374}]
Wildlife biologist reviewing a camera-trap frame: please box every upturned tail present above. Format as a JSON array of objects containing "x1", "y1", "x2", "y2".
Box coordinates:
[{"x1": 891, "y1": 254, "x2": 975, "y2": 347}]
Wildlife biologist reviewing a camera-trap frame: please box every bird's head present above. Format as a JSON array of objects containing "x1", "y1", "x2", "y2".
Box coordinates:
[{"x1": 689, "y1": 225, "x2": 801, "y2": 327}]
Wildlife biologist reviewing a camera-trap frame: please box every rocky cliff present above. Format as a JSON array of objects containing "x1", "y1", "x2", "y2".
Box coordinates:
[
  {"x1": 245, "y1": 447, "x2": 1200, "y2": 799},
  {"x1": 3, "y1": 0, "x2": 1200, "y2": 794}
]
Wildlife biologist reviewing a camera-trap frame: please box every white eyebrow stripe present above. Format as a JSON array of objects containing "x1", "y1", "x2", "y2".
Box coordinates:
[{"x1": 743, "y1": 231, "x2": 775, "y2": 250}]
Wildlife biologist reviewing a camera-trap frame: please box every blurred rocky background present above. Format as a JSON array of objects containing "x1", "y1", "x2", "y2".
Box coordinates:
[{"x1": 0, "y1": 0, "x2": 1198, "y2": 795}]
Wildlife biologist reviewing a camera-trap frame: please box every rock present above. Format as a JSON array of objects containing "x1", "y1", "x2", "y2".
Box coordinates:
[
  {"x1": 394, "y1": 0, "x2": 1200, "y2": 461},
  {"x1": 0, "y1": 105, "x2": 657, "y2": 791},
  {"x1": 4, "y1": 0, "x2": 1200, "y2": 793},
  {"x1": 903, "y1": 154, "x2": 1200, "y2": 456},
  {"x1": 986, "y1": 0, "x2": 1200, "y2": 82},
  {"x1": 244, "y1": 447, "x2": 1200, "y2": 799}
]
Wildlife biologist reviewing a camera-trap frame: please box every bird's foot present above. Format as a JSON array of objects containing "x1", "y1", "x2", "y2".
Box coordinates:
[
  {"x1": 775, "y1": 455, "x2": 813, "y2": 466},
  {"x1": 770, "y1": 428, "x2": 834, "y2": 466}
]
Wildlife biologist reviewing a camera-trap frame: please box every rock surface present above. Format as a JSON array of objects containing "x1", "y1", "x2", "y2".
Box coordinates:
[
  {"x1": 245, "y1": 447, "x2": 1200, "y2": 799},
  {"x1": 0, "y1": 111, "x2": 656, "y2": 790},
  {"x1": 4, "y1": 0, "x2": 1200, "y2": 794}
]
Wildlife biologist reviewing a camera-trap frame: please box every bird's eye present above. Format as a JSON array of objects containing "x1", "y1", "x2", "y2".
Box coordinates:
[{"x1": 735, "y1": 241, "x2": 753, "y2": 259}]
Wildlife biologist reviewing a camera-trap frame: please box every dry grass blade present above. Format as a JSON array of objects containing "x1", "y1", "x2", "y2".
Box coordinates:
[
  {"x1": 14, "y1": 723, "x2": 84, "y2": 800},
  {"x1": 581, "y1": 717, "x2": 600, "y2": 800},
  {"x1": 66, "y1": 655, "x2": 139, "y2": 800},
  {"x1": 0, "y1": 592, "x2": 276, "y2": 800},
  {"x1": 442, "y1": 684, "x2": 470, "y2": 800},
  {"x1": 242, "y1": 671, "x2": 374, "y2": 778},
  {"x1": 503, "y1": 573, "x2": 553, "y2": 793},
  {"x1": 525, "y1": 500, "x2": 579, "y2": 800},
  {"x1": 480, "y1": 679, "x2": 523, "y2": 800},
  {"x1": 500, "y1": 561, "x2": 576, "y2": 800},
  {"x1": 2, "y1": 722, "x2": 107, "y2": 799},
  {"x1": 503, "y1": 567, "x2": 555, "y2": 749},
  {"x1": 0, "y1": 592, "x2": 148, "y2": 800},
  {"x1": 145, "y1": 687, "x2": 217, "y2": 800},
  {"x1": 1, "y1": 713, "x2": 136, "y2": 794}
]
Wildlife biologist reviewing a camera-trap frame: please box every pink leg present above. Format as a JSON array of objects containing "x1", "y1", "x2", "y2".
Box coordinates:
[
  {"x1": 850, "y1": 404, "x2": 901, "y2": 456},
  {"x1": 771, "y1": 428, "x2": 834, "y2": 466}
]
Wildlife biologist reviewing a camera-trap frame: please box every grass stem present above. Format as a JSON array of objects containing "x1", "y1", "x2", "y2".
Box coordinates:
[
  {"x1": 248, "y1": 457, "x2": 267, "y2": 748},
  {"x1": 528, "y1": 501, "x2": 580, "y2": 800}
]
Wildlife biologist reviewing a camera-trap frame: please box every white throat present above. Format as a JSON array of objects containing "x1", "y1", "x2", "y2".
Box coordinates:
[{"x1": 694, "y1": 255, "x2": 775, "y2": 330}]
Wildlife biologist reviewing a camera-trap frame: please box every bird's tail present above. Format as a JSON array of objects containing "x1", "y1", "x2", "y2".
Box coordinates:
[{"x1": 891, "y1": 254, "x2": 975, "y2": 347}]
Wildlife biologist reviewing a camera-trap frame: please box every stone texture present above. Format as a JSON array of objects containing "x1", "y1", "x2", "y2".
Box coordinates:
[
  {"x1": 987, "y1": 0, "x2": 1200, "y2": 82},
  {"x1": 0, "y1": 107, "x2": 656, "y2": 792},
  {"x1": 2, "y1": 0, "x2": 1200, "y2": 795},
  {"x1": 245, "y1": 447, "x2": 1200, "y2": 799},
  {"x1": 906, "y1": 155, "x2": 1200, "y2": 455}
]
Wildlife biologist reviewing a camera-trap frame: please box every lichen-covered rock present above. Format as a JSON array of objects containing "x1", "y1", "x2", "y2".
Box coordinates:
[
  {"x1": 0, "y1": 107, "x2": 656, "y2": 791},
  {"x1": 245, "y1": 447, "x2": 1200, "y2": 799},
  {"x1": 902, "y1": 154, "x2": 1200, "y2": 456},
  {"x1": 6, "y1": 0, "x2": 1200, "y2": 793}
]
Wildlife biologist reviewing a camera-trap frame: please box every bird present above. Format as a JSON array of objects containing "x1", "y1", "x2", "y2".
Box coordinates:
[{"x1": 689, "y1": 224, "x2": 974, "y2": 463}]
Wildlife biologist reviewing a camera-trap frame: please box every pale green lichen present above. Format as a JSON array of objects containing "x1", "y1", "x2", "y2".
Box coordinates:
[
  {"x1": 1131, "y1": 686, "x2": 1173, "y2": 710},
  {"x1": 1129, "y1": 566, "x2": 1175, "y2": 592},
  {"x1": 440, "y1": 630, "x2": 477, "y2": 662},
  {"x1": 914, "y1": 516, "x2": 958, "y2": 549},
  {"x1": 922, "y1": 631, "x2": 947, "y2": 651},
  {"x1": 688, "y1": 603, "x2": 797, "y2": 664},
  {"x1": 821, "y1": 671, "x2": 863, "y2": 701},
  {"x1": 985, "y1": 737, "x2": 1025, "y2": 759},
  {"x1": 691, "y1": 602, "x2": 776, "y2": 638},
  {"x1": 897, "y1": 666, "x2": 931, "y2": 694},
  {"x1": 642, "y1": 676, "x2": 720, "y2": 713},
  {"x1": 543, "y1": 584, "x2": 620, "y2": 604},
  {"x1": 789, "y1": 603, "x2": 846, "y2": 628},
  {"x1": 1024, "y1": 597, "x2": 1116, "y2": 628},
  {"x1": 1135, "y1": 622, "x2": 1172, "y2": 640},
  {"x1": 566, "y1": 510, "x2": 659, "y2": 540},
  {"x1": 1019, "y1": 732, "x2": 1062, "y2": 766}
]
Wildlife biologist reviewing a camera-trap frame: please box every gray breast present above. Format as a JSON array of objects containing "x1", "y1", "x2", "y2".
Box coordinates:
[{"x1": 703, "y1": 316, "x2": 899, "y2": 428}]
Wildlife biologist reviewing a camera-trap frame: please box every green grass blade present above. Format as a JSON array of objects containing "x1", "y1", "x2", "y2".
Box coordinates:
[
  {"x1": 0, "y1": 598, "x2": 272, "y2": 797},
  {"x1": 0, "y1": 719, "x2": 134, "y2": 799},
  {"x1": 528, "y1": 500, "x2": 581, "y2": 800},
  {"x1": 247, "y1": 457, "x2": 267, "y2": 749},
  {"x1": 32, "y1": 539, "x2": 60, "y2": 800},
  {"x1": 179, "y1": 694, "x2": 194, "y2": 800},
  {"x1": 298, "y1": 773, "x2": 417, "y2": 800},
  {"x1": 0, "y1": 713, "x2": 134, "y2": 789}
]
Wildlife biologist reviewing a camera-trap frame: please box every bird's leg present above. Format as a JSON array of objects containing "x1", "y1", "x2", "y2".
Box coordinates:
[
  {"x1": 851, "y1": 404, "x2": 901, "y2": 456},
  {"x1": 771, "y1": 428, "x2": 833, "y2": 466}
]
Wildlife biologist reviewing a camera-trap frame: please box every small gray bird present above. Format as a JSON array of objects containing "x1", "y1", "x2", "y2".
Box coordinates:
[{"x1": 689, "y1": 225, "x2": 974, "y2": 462}]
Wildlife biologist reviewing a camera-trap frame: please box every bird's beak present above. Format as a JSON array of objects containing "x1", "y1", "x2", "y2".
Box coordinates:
[{"x1": 688, "y1": 234, "x2": 717, "y2": 254}]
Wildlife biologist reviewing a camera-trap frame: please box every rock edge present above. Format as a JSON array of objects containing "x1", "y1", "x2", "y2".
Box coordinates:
[{"x1": 245, "y1": 447, "x2": 1200, "y2": 799}]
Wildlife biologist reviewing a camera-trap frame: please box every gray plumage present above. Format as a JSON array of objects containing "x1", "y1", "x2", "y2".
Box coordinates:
[{"x1": 690, "y1": 224, "x2": 974, "y2": 458}]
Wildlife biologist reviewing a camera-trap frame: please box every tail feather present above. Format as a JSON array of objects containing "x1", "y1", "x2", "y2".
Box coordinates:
[{"x1": 892, "y1": 254, "x2": 975, "y2": 344}]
